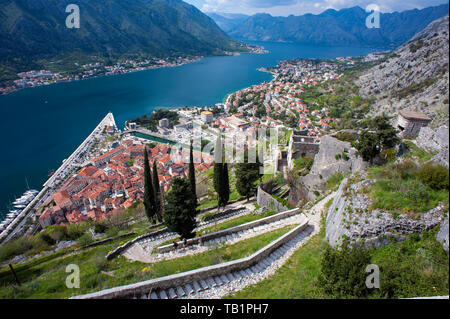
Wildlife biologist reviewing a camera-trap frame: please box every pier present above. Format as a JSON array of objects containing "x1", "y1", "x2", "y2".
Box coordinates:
[{"x1": 0, "y1": 113, "x2": 117, "y2": 244}]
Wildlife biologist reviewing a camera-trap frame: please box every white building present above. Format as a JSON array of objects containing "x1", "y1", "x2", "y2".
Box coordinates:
[
  {"x1": 201, "y1": 111, "x2": 213, "y2": 124},
  {"x1": 159, "y1": 118, "x2": 169, "y2": 128}
]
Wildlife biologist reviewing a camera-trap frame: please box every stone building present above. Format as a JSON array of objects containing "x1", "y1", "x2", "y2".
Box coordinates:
[
  {"x1": 287, "y1": 130, "x2": 321, "y2": 170},
  {"x1": 396, "y1": 110, "x2": 432, "y2": 139}
]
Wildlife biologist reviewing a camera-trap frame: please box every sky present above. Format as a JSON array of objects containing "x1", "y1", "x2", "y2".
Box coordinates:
[{"x1": 184, "y1": 0, "x2": 449, "y2": 16}]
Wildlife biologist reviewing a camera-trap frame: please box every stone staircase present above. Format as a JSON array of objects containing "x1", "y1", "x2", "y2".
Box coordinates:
[{"x1": 137, "y1": 229, "x2": 304, "y2": 299}]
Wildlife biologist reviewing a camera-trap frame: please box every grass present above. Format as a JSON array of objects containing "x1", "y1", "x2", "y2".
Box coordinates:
[
  {"x1": 226, "y1": 223, "x2": 449, "y2": 299},
  {"x1": 326, "y1": 171, "x2": 345, "y2": 191},
  {"x1": 366, "y1": 161, "x2": 448, "y2": 215},
  {"x1": 403, "y1": 141, "x2": 438, "y2": 162},
  {"x1": 368, "y1": 229, "x2": 449, "y2": 298},
  {"x1": 226, "y1": 226, "x2": 328, "y2": 299},
  {"x1": 0, "y1": 226, "x2": 294, "y2": 299},
  {"x1": 158, "y1": 210, "x2": 277, "y2": 249},
  {"x1": 197, "y1": 211, "x2": 277, "y2": 236},
  {"x1": 0, "y1": 203, "x2": 156, "y2": 273}
]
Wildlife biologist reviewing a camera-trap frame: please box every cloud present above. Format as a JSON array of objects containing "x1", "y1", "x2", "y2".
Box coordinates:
[{"x1": 185, "y1": 0, "x2": 449, "y2": 16}]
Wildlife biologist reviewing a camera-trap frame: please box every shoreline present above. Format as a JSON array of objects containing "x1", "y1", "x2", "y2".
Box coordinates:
[
  {"x1": 0, "y1": 57, "x2": 203, "y2": 97},
  {"x1": 0, "y1": 46, "x2": 269, "y2": 97}
]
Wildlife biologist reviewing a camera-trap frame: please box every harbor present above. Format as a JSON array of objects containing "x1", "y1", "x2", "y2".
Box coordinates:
[{"x1": 0, "y1": 113, "x2": 118, "y2": 244}]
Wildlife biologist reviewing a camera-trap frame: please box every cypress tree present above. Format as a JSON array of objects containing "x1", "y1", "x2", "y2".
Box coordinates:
[
  {"x1": 213, "y1": 135, "x2": 223, "y2": 194},
  {"x1": 235, "y1": 150, "x2": 260, "y2": 201},
  {"x1": 152, "y1": 161, "x2": 162, "y2": 222},
  {"x1": 219, "y1": 163, "x2": 230, "y2": 208},
  {"x1": 143, "y1": 147, "x2": 156, "y2": 222},
  {"x1": 163, "y1": 178, "x2": 197, "y2": 239},
  {"x1": 188, "y1": 140, "x2": 197, "y2": 206}
]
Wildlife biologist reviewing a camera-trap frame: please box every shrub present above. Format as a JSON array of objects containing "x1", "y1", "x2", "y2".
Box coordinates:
[
  {"x1": 417, "y1": 163, "x2": 449, "y2": 191},
  {"x1": 47, "y1": 225, "x2": 68, "y2": 242},
  {"x1": 396, "y1": 160, "x2": 418, "y2": 179},
  {"x1": 39, "y1": 233, "x2": 56, "y2": 246},
  {"x1": 293, "y1": 156, "x2": 314, "y2": 171},
  {"x1": 65, "y1": 223, "x2": 89, "y2": 240},
  {"x1": 318, "y1": 242, "x2": 372, "y2": 298},
  {"x1": 327, "y1": 172, "x2": 344, "y2": 190},
  {"x1": 0, "y1": 237, "x2": 34, "y2": 263},
  {"x1": 77, "y1": 233, "x2": 94, "y2": 247},
  {"x1": 94, "y1": 222, "x2": 108, "y2": 234},
  {"x1": 336, "y1": 131, "x2": 356, "y2": 142},
  {"x1": 106, "y1": 227, "x2": 119, "y2": 238},
  {"x1": 380, "y1": 148, "x2": 396, "y2": 163}
]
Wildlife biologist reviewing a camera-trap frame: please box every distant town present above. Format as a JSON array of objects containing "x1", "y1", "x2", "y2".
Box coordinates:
[{"x1": 0, "y1": 45, "x2": 268, "y2": 96}]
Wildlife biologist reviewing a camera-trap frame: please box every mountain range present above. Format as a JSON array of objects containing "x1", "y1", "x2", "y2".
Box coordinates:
[
  {"x1": 0, "y1": 0, "x2": 244, "y2": 82},
  {"x1": 210, "y1": 4, "x2": 449, "y2": 48},
  {"x1": 206, "y1": 12, "x2": 250, "y2": 32}
]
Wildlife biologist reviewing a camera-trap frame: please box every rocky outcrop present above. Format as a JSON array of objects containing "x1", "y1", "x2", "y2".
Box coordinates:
[
  {"x1": 357, "y1": 15, "x2": 449, "y2": 127},
  {"x1": 325, "y1": 179, "x2": 446, "y2": 248},
  {"x1": 437, "y1": 218, "x2": 449, "y2": 251},
  {"x1": 290, "y1": 135, "x2": 367, "y2": 202},
  {"x1": 416, "y1": 125, "x2": 449, "y2": 168}
]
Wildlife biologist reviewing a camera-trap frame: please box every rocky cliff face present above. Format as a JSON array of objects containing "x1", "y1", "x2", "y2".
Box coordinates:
[
  {"x1": 325, "y1": 178, "x2": 446, "y2": 248},
  {"x1": 289, "y1": 135, "x2": 367, "y2": 203},
  {"x1": 357, "y1": 15, "x2": 449, "y2": 127},
  {"x1": 416, "y1": 125, "x2": 449, "y2": 168},
  {"x1": 437, "y1": 218, "x2": 449, "y2": 251}
]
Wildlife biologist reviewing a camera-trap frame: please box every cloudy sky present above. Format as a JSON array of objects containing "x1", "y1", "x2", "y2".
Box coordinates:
[{"x1": 184, "y1": 0, "x2": 449, "y2": 16}]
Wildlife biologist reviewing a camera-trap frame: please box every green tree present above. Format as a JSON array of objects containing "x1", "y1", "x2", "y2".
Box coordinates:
[
  {"x1": 373, "y1": 115, "x2": 400, "y2": 149},
  {"x1": 143, "y1": 147, "x2": 156, "y2": 222},
  {"x1": 355, "y1": 130, "x2": 380, "y2": 164},
  {"x1": 213, "y1": 136, "x2": 223, "y2": 194},
  {"x1": 188, "y1": 140, "x2": 197, "y2": 206},
  {"x1": 218, "y1": 163, "x2": 230, "y2": 208},
  {"x1": 163, "y1": 178, "x2": 197, "y2": 239},
  {"x1": 235, "y1": 151, "x2": 260, "y2": 201},
  {"x1": 152, "y1": 161, "x2": 162, "y2": 222}
]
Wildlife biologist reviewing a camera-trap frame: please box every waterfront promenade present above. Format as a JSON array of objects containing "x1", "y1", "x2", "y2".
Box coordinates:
[
  {"x1": 44, "y1": 112, "x2": 117, "y2": 189},
  {"x1": 0, "y1": 113, "x2": 117, "y2": 244}
]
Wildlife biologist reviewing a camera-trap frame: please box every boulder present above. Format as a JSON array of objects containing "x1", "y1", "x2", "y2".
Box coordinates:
[{"x1": 437, "y1": 218, "x2": 449, "y2": 251}]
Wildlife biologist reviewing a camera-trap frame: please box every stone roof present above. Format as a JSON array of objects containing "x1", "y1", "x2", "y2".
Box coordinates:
[{"x1": 399, "y1": 110, "x2": 432, "y2": 121}]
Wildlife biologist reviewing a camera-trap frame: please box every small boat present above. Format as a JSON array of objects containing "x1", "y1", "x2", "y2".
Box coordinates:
[
  {"x1": 6, "y1": 213, "x2": 17, "y2": 219},
  {"x1": 14, "y1": 204, "x2": 26, "y2": 209},
  {"x1": 9, "y1": 209, "x2": 20, "y2": 214},
  {"x1": 24, "y1": 190, "x2": 38, "y2": 196}
]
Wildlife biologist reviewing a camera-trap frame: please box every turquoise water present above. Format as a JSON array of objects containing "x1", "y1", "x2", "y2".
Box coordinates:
[{"x1": 0, "y1": 41, "x2": 379, "y2": 217}]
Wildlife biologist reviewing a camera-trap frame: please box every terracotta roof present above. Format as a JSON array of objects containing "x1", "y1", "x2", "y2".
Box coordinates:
[{"x1": 53, "y1": 190, "x2": 71, "y2": 206}]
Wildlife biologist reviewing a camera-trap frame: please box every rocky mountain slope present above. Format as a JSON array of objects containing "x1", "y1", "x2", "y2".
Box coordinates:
[
  {"x1": 226, "y1": 4, "x2": 448, "y2": 48},
  {"x1": 206, "y1": 12, "x2": 250, "y2": 33},
  {"x1": 357, "y1": 14, "x2": 449, "y2": 127},
  {"x1": 0, "y1": 0, "x2": 243, "y2": 70}
]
